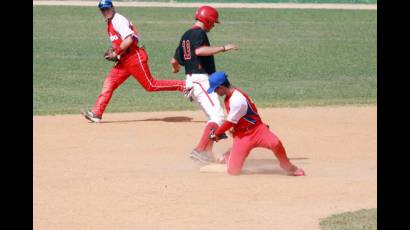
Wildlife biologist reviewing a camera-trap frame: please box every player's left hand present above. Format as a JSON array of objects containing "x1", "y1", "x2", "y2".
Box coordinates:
[{"x1": 223, "y1": 44, "x2": 239, "y2": 52}]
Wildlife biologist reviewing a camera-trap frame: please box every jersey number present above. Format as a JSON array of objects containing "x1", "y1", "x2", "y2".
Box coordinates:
[{"x1": 182, "y1": 40, "x2": 191, "y2": 60}]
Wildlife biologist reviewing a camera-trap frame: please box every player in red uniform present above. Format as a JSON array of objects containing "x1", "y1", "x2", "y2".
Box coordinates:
[
  {"x1": 82, "y1": 0, "x2": 185, "y2": 122},
  {"x1": 207, "y1": 71, "x2": 305, "y2": 176}
]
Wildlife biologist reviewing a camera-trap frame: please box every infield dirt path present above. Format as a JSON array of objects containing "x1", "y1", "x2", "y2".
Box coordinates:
[{"x1": 34, "y1": 106, "x2": 376, "y2": 230}]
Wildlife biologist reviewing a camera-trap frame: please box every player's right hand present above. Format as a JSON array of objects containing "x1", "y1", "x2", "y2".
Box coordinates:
[
  {"x1": 171, "y1": 58, "x2": 180, "y2": 73},
  {"x1": 172, "y1": 66, "x2": 180, "y2": 73},
  {"x1": 209, "y1": 128, "x2": 228, "y2": 142}
]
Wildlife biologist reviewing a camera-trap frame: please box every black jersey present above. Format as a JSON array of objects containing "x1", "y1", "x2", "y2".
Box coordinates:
[{"x1": 174, "y1": 27, "x2": 216, "y2": 75}]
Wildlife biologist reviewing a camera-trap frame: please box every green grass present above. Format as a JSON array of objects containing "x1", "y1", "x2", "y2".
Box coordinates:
[
  {"x1": 33, "y1": 6, "x2": 376, "y2": 115},
  {"x1": 320, "y1": 208, "x2": 377, "y2": 230}
]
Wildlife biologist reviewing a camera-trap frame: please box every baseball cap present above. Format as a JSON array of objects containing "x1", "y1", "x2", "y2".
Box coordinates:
[
  {"x1": 207, "y1": 71, "x2": 228, "y2": 94},
  {"x1": 98, "y1": 0, "x2": 113, "y2": 9}
]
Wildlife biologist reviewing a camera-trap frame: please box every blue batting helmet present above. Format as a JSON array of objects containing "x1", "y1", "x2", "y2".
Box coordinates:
[
  {"x1": 207, "y1": 71, "x2": 228, "y2": 94},
  {"x1": 98, "y1": 0, "x2": 113, "y2": 9}
]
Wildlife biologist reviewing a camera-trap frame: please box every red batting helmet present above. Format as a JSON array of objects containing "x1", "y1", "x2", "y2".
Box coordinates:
[{"x1": 195, "y1": 6, "x2": 220, "y2": 31}]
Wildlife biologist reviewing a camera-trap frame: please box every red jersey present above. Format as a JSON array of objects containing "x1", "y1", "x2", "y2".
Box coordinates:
[
  {"x1": 107, "y1": 13, "x2": 139, "y2": 60},
  {"x1": 224, "y1": 88, "x2": 262, "y2": 136}
]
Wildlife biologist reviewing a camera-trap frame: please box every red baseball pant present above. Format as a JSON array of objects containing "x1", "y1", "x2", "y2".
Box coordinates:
[
  {"x1": 226, "y1": 124, "x2": 297, "y2": 175},
  {"x1": 92, "y1": 47, "x2": 185, "y2": 117}
]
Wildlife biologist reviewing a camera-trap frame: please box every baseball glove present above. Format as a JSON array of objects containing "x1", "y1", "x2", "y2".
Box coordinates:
[
  {"x1": 104, "y1": 46, "x2": 118, "y2": 62},
  {"x1": 209, "y1": 128, "x2": 228, "y2": 142}
]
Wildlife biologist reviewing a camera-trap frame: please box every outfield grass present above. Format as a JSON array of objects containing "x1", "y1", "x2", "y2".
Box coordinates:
[
  {"x1": 320, "y1": 208, "x2": 377, "y2": 230},
  {"x1": 33, "y1": 6, "x2": 376, "y2": 115}
]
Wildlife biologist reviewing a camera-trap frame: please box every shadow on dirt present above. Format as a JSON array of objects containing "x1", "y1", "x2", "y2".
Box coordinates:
[{"x1": 100, "y1": 116, "x2": 205, "y2": 124}]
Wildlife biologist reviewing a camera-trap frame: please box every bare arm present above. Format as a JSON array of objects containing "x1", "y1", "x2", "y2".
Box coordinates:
[
  {"x1": 119, "y1": 35, "x2": 134, "y2": 51},
  {"x1": 113, "y1": 35, "x2": 134, "y2": 56},
  {"x1": 195, "y1": 44, "x2": 238, "y2": 56}
]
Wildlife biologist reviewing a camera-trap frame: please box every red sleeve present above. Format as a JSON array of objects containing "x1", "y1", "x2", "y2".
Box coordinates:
[{"x1": 215, "y1": 121, "x2": 235, "y2": 137}]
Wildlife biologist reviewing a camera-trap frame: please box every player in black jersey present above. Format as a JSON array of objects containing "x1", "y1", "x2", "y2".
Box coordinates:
[{"x1": 170, "y1": 6, "x2": 238, "y2": 163}]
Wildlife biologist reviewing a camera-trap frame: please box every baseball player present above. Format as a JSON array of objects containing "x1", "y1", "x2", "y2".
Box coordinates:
[
  {"x1": 82, "y1": 0, "x2": 186, "y2": 123},
  {"x1": 207, "y1": 71, "x2": 305, "y2": 176},
  {"x1": 171, "y1": 6, "x2": 238, "y2": 163}
]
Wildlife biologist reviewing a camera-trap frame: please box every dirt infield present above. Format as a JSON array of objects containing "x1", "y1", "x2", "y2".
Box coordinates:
[
  {"x1": 33, "y1": 106, "x2": 376, "y2": 230},
  {"x1": 33, "y1": 1, "x2": 377, "y2": 10}
]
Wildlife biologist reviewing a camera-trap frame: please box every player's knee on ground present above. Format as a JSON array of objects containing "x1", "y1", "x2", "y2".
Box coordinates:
[{"x1": 227, "y1": 166, "x2": 241, "y2": 175}]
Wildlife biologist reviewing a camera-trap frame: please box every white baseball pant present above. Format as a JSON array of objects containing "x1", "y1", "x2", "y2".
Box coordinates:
[{"x1": 185, "y1": 74, "x2": 224, "y2": 126}]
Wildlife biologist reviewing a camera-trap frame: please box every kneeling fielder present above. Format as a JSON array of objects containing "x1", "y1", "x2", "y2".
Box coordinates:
[{"x1": 207, "y1": 71, "x2": 305, "y2": 176}]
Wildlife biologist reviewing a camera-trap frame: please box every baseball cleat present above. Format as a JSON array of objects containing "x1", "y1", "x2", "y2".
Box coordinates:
[
  {"x1": 293, "y1": 168, "x2": 305, "y2": 176},
  {"x1": 190, "y1": 149, "x2": 213, "y2": 164},
  {"x1": 81, "y1": 109, "x2": 101, "y2": 123}
]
